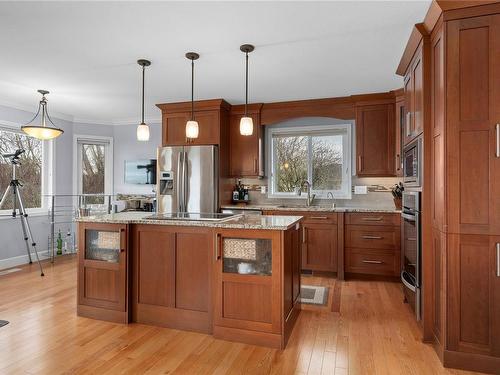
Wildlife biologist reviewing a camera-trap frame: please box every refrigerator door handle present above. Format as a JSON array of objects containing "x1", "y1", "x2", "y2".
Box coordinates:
[
  {"x1": 183, "y1": 151, "x2": 188, "y2": 212},
  {"x1": 177, "y1": 151, "x2": 184, "y2": 212}
]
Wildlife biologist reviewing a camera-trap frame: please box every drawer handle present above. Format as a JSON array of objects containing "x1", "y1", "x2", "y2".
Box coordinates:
[
  {"x1": 496, "y1": 243, "x2": 500, "y2": 277},
  {"x1": 362, "y1": 260, "x2": 384, "y2": 264},
  {"x1": 362, "y1": 235, "x2": 383, "y2": 240},
  {"x1": 310, "y1": 216, "x2": 329, "y2": 220},
  {"x1": 214, "y1": 234, "x2": 221, "y2": 261},
  {"x1": 361, "y1": 217, "x2": 383, "y2": 221}
]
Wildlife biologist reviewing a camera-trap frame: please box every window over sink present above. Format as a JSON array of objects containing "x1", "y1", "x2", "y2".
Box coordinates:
[{"x1": 267, "y1": 124, "x2": 352, "y2": 199}]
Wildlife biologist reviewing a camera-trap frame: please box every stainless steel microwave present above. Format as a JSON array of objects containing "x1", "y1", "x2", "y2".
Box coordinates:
[{"x1": 403, "y1": 137, "x2": 422, "y2": 187}]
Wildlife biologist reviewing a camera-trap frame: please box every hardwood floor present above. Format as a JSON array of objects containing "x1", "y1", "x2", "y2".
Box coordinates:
[{"x1": 0, "y1": 256, "x2": 481, "y2": 374}]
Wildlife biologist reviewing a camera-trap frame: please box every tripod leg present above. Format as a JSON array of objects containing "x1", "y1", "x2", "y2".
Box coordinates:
[
  {"x1": 15, "y1": 187, "x2": 44, "y2": 277},
  {"x1": 20, "y1": 213, "x2": 33, "y2": 264},
  {"x1": 0, "y1": 184, "x2": 12, "y2": 210}
]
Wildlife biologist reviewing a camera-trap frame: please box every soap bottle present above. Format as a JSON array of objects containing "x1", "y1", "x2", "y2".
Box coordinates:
[{"x1": 56, "y1": 230, "x2": 63, "y2": 256}]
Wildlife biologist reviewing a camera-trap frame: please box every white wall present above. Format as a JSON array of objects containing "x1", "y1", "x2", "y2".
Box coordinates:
[{"x1": 112, "y1": 123, "x2": 161, "y2": 194}]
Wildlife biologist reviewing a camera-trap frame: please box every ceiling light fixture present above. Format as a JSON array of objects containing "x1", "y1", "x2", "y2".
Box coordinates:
[
  {"x1": 136, "y1": 59, "x2": 151, "y2": 141},
  {"x1": 185, "y1": 52, "x2": 200, "y2": 140},
  {"x1": 21, "y1": 90, "x2": 64, "y2": 140},
  {"x1": 239, "y1": 44, "x2": 255, "y2": 136}
]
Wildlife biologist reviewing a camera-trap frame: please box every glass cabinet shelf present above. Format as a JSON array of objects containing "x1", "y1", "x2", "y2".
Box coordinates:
[
  {"x1": 222, "y1": 238, "x2": 272, "y2": 276},
  {"x1": 85, "y1": 230, "x2": 121, "y2": 263}
]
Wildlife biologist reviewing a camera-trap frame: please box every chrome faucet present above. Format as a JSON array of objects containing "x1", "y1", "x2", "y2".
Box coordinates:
[
  {"x1": 302, "y1": 181, "x2": 316, "y2": 207},
  {"x1": 327, "y1": 192, "x2": 336, "y2": 208}
]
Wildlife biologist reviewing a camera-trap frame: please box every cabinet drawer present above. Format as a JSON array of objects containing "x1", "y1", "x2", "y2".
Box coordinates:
[
  {"x1": 345, "y1": 213, "x2": 399, "y2": 226},
  {"x1": 345, "y1": 225, "x2": 400, "y2": 250},
  {"x1": 266, "y1": 210, "x2": 337, "y2": 224},
  {"x1": 345, "y1": 248, "x2": 398, "y2": 276}
]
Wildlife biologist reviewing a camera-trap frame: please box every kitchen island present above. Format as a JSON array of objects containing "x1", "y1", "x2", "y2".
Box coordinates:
[{"x1": 76, "y1": 212, "x2": 302, "y2": 349}]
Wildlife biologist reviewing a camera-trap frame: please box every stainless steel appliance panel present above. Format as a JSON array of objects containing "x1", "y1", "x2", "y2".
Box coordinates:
[
  {"x1": 157, "y1": 145, "x2": 218, "y2": 214},
  {"x1": 184, "y1": 145, "x2": 218, "y2": 213},
  {"x1": 157, "y1": 146, "x2": 183, "y2": 213}
]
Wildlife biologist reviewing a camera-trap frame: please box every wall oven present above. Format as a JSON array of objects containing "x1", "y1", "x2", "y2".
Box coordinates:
[
  {"x1": 401, "y1": 191, "x2": 421, "y2": 321},
  {"x1": 403, "y1": 137, "x2": 422, "y2": 188}
]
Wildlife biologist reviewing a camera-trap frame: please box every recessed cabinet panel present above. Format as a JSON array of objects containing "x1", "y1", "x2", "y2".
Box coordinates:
[
  {"x1": 84, "y1": 268, "x2": 119, "y2": 302},
  {"x1": 222, "y1": 282, "x2": 272, "y2": 323}
]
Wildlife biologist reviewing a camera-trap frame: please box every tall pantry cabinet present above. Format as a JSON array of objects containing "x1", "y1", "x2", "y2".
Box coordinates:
[{"x1": 424, "y1": 5, "x2": 500, "y2": 374}]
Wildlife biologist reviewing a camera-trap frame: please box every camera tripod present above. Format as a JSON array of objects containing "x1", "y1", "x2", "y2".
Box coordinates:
[{"x1": 0, "y1": 149, "x2": 44, "y2": 276}]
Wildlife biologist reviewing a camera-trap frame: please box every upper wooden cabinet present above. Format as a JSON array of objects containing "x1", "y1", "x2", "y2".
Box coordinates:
[
  {"x1": 446, "y1": 14, "x2": 500, "y2": 236},
  {"x1": 157, "y1": 99, "x2": 230, "y2": 146},
  {"x1": 395, "y1": 92, "x2": 405, "y2": 177},
  {"x1": 355, "y1": 103, "x2": 396, "y2": 177},
  {"x1": 404, "y1": 43, "x2": 425, "y2": 145},
  {"x1": 229, "y1": 104, "x2": 264, "y2": 177}
]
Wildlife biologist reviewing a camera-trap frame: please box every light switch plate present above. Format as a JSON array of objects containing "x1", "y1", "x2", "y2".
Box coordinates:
[
  {"x1": 260, "y1": 186, "x2": 267, "y2": 194},
  {"x1": 354, "y1": 185, "x2": 368, "y2": 194}
]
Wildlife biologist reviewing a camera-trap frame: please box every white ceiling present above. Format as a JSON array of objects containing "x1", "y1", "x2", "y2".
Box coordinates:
[{"x1": 0, "y1": 1, "x2": 430, "y2": 125}]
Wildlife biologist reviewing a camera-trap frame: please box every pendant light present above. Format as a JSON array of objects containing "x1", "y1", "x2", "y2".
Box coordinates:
[
  {"x1": 21, "y1": 90, "x2": 64, "y2": 140},
  {"x1": 240, "y1": 44, "x2": 255, "y2": 136},
  {"x1": 136, "y1": 59, "x2": 151, "y2": 141},
  {"x1": 185, "y1": 52, "x2": 200, "y2": 139}
]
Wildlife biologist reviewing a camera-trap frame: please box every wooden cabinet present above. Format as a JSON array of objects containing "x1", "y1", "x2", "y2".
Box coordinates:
[
  {"x1": 130, "y1": 225, "x2": 213, "y2": 333},
  {"x1": 263, "y1": 210, "x2": 339, "y2": 273},
  {"x1": 446, "y1": 15, "x2": 500, "y2": 236},
  {"x1": 213, "y1": 227, "x2": 300, "y2": 349},
  {"x1": 447, "y1": 234, "x2": 500, "y2": 358},
  {"x1": 302, "y1": 223, "x2": 338, "y2": 272},
  {"x1": 355, "y1": 103, "x2": 396, "y2": 176},
  {"x1": 229, "y1": 104, "x2": 263, "y2": 177},
  {"x1": 395, "y1": 93, "x2": 405, "y2": 176},
  {"x1": 77, "y1": 222, "x2": 128, "y2": 323},
  {"x1": 404, "y1": 43, "x2": 425, "y2": 144},
  {"x1": 344, "y1": 213, "x2": 401, "y2": 277},
  {"x1": 157, "y1": 99, "x2": 230, "y2": 147}
]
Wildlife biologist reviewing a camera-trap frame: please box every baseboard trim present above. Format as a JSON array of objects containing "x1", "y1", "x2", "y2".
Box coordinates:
[
  {"x1": 0, "y1": 250, "x2": 50, "y2": 270},
  {"x1": 443, "y1": 349, "x2": 500, "y2": 374}
]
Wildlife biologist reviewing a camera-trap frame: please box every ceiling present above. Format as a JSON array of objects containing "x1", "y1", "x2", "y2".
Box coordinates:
[{"x1": 0, "y1": 1, "x2": 430, "y2": 125}]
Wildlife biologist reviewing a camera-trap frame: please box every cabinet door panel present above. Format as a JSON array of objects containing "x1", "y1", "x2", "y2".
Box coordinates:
[
  {"x1": 229, "y1": 112, "x2": 261, "y2": 177},
  {"x1": 175, "y1": 232, "x2": 211, "y2": 312},
  {"x1": 447, "y1": 15, "x2": 500, "y2": 235},
  {"x1": 162, "y1": 110, "x2": 219, "y2": 146},
  {"x1": 303, "y1": 223, "x2": 337, "y2": 271},
  {"x1": 395, "y1": 99, "x2": 404, "y2": 176},
  {"x1": 136, "y1": 230, "x2": 175, "y2": 307},
  {"x1": 448, "y1": 234, "x2": 500, "y2": 357},
  {"x1": 413, "y1": 51, "x2": 424, "y2": 137},
  {"x1": 356, "y1": 104, "x2": 396, "y2": 176}
]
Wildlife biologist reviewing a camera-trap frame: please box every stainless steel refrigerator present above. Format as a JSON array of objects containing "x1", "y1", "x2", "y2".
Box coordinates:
[{"x1": 156, "y1": 145, "x2": 218, "y2": 213}]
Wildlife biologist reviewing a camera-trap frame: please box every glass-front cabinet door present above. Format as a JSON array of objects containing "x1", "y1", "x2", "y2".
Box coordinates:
[
  {"x1": 78, "y1": 222, "x2": 127, "y2": 311},
  {"x1": 214, "y1": 229, "x2": 281, "y2": 334}
]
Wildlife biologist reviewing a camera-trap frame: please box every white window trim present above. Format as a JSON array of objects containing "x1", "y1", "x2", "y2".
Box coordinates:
[
  {"x1": 72, "y1": 134, "x2": 114, "y2": 200},
  {"x1": 267, "y1": 123, "x2": 352, "y2": 199},
  {"x1": 0, "y1": 121, "x2": 54, "y2": 217}
]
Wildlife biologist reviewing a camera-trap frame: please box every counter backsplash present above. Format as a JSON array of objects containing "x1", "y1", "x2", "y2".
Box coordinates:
[{"x1": 235, "y1": 176, "x2": 402, "y2": 210}]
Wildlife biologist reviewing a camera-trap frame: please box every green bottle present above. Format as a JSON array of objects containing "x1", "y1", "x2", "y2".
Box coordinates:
[{"x1": 56, "y1": 230, "x2": 63, "y2": 256}]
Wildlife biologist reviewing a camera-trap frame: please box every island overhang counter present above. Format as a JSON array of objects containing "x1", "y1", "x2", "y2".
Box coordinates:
[{"x1": 76, "y1": 212, "x2": 302, "y2": 349}]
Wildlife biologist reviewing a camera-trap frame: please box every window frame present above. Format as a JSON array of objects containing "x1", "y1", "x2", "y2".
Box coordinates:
[
  {"x1": 267, "y1": 124, "x2": 352, "y2": 199},
  {"x1": 72, "y1": 134, "x2": 114, "y2": 203},
  {"x1": 0, "y1": 121, "x2": 54, "y2": 217}
]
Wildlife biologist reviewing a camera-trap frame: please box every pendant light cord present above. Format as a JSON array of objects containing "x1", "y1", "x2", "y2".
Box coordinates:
[
  {"x1": 141, "y1": 65, "x2": 145, "y2": 124},
  {"x1": 191, "y1": 59, "x2": 195, "y2": 121},
  {"x1": 245, "y1": 52, "x2": 249, "y2": 116}
]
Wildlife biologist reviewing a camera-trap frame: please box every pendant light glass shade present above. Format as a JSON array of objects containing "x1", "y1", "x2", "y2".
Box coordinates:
[
  {"x1": 21, "y1": 90, "x2": 64, "y2": 140},
  {"x1": 185, "y1": 52, "x2": 200, "y2": 139},
  {"x1": 136, "y1": 123, "x2": 150, "y2": 141},
  {"x1": 185, "y1": 120, "x2": 199, "y2": 139},
  {"x1": 239, "y1": 116, "x2": 254, "y2": 136},
  {"x1": 240, "y1": 44, "x2": 255, "y2": 136},
  {"x1": 137, "y1": 59, "x2": 151, "y2": 141}
]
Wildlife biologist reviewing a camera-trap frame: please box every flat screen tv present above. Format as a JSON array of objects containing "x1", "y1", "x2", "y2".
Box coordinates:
[{"x1": 124, "y1": 159, "x2": 156, "y2": 185}]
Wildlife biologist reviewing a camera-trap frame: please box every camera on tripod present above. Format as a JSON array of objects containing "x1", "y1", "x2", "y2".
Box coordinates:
[{"x1": 2, "y1": 149, "x2": 25, "y2": 165}]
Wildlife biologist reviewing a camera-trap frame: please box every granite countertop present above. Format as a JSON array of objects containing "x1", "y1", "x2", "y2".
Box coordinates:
[
  {"x1": 75, "y1": 211, "x2": 302, "y2": 231},
  {"x1": 221, "y1": 204, "x2": 401, "y2": 213}
]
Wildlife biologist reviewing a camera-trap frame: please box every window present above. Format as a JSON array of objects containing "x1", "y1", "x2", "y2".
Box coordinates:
[
  {"x1": 0, "y1": 126, "x2": 49, "y2": 213},
  {"x1": 268, "y1": 124, "x2": 351, "y2": 199},
  {"x1": 74, "y1": 136, "x2": 113, "y2": 205}
]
